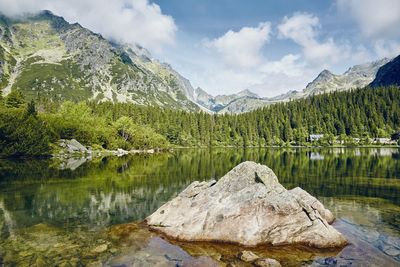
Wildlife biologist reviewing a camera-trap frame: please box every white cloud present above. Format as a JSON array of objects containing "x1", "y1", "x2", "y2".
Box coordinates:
[
  {"x1": 177, "y1": 16, "x2": 331, "y2": 97},
  {"x1": 173, "y1": 45, "x2": 314, "y2": 97},
  {"x1": 259, "y1": 54, "x2": 304, "y2": 77},
  {"x1": 253, "y1": 54, "x2": 313, "y2": 97},
  {"x1": 277, "y1": 13, "x2": 319, "y2": 46},
  {"x1": 0, "y1": 0, "x2": 38, "y2": 16},
  {"x1": 0, "y1": 0, "x2": 177, "y2": 52},
  {"x1": 337, "y1": 0, "x2": 400, "y2": 39},
  {"x1": 373, "y1": 40, "x2": 400, "y2": 59},
  {"x1": 278, "y1": 13, "x2": 349, "y2": 65},
  {"x1": 201, "y1": 23, "x2": 303, "y2": 96},
  {"x1": 205, "y1": 22, "x2": 271, "y2": 68},
  {"x1": 336, "y1": 0, "x2": 400, "y2": 59},
  {"x1": 350, "y1": 45, "x2": 374, "y2": 63}
]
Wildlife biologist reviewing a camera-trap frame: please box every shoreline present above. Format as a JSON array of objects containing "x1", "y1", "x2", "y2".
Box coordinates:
[
  {"x1": 172, "y1": 144, "x2": 400, "y2": 149},
  {"x1": 1, "y1": 144, "x2": 398, "y2": 161}
]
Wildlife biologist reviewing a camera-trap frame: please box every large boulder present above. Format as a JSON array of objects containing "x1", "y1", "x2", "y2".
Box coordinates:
[
  {"x1": 59, "y1": 139, "x2": 88, "y2": 153},
  {"x1": 146, "y1": 161, "x2": 347, "y2": 248}
]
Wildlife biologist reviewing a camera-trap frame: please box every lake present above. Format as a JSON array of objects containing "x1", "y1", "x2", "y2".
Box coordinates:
[{"x1": 0, "y1": 148, "x2": 399, "y2": 266}]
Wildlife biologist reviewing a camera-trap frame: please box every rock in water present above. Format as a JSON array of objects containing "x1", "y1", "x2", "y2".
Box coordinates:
[
  {"x1": 254, "y1": 258, "x2": 282, "y2": 267},
  {"x1": 59, "y1": 139, "x2": 88, "y2": 153},
  {"x1": 239, "y1": 250, "x2": 260, "y2": 262},
  {"x1": 146, "y1": 161, "x2": 347, "y2": 248}
]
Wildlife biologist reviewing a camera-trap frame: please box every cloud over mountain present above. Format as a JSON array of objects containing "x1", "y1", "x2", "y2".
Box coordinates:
[
  {"x1": 337, "y1": 0, "x2": 400, "y2": 39},
  {"x1": 205, "y1": 22, "x2": 271, "y2": 68},
  {"x1": 336, "y1": 0, "x2": 400, "y2": 59},
  {"x1": 0, "y1": 0, "x2": 177, "y2": 51},
  {"x1": 278, "y1": 13, "x2": 349, "y2": 65}
]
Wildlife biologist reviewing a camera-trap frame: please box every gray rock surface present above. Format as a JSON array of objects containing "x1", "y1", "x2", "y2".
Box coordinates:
[
  {"x1": 147, "y1": 161, "x2": 347, "y2": 248},
  {"x1": 239, "y1": 250, "x2": 260, "y2": 262},
  {"x1": 0, "y1": 12, "x2": 199, "y2": 111},
  {"x1": 59, "y1": 139, "x2": 88, "y2": 153},
  {"x1": 105, "y1": 236, "x2": 219, "y2": 267}
]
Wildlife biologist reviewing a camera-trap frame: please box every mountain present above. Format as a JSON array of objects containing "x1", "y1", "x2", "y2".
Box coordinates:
[
  {"x1": 370, "y1": 55, "x2": 400, "y2": 87},
  {"x1": 193, "y1": 87, "x2": 215, "y2": 110},
  {"x1": 0, "y1": 11, "x2": 199, "y2": 111},
  {"x1": 212, "y1": 58, "x2": 392, "y2": 114},
  {"x1": 303, "y1": 58, "x2": 391, "y2": 95},
  {"x1": 194, "y1": 88, "x2": 260, "y2": 112},
  {"x1": 217, "y1": 97, "x2": 272, "y2": 114},
  {"x1": 0, "y1": 11, "x2": 395, "y2": 115}
]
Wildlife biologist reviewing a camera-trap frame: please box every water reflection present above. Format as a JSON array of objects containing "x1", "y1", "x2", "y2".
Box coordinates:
[
  {"x1": 0, "y1": 148, "x2": 399, "y2": 265},
  {"x1": 323, "y1": 197, "x2": 400, "y2": 262},
  {"x1": 0, "y1": 148, "x2": 399, "y2": 230}
]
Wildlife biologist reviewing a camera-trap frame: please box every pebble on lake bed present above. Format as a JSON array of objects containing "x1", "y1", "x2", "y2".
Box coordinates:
[{"x1": 254, "y1": 258, "x2": 282, "y2": 267}]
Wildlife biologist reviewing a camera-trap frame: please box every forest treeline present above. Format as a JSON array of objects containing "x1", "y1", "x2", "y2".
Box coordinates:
[
  {"x1": 0, "y1": 86, "x2": 399, "y2": 157},
  {"x1": 90, "y1": 86, "x2": 400, "y2": 147}
]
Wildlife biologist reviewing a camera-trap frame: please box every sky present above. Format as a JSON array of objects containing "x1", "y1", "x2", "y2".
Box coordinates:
[{"x1": 1, "y1": 0, "x2": 400, "y2": 97}]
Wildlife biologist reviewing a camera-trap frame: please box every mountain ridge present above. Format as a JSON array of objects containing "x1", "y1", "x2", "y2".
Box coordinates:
[
  {"x1": 193, "y1": 87, "x2": 261, "y2": 112},
  {"x1": 0, "y1": 10, "x2": 397, "y2": 115},
  {"x1": 0, "y1": 11, "x2": 199, "y2": 111},
  {"x1": 203, "y1": 57, "x2": 392, "y2": 114},
  {"x1": 370, "y1": 55, "x2": 400, "y2": 87}
]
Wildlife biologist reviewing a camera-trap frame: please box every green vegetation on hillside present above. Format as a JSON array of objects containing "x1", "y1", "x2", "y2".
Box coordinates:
[
  {"x1": 0, "y1": 92, "x2": 169, "y2": 158},
  {"x1": 0, "y1": 13, "x2": 200, "y2": 112},
  {"x1": 13, "y1": 59, "x2": 93, "y2": 101},
  {"x1": 90, "y1": 86, "x2": 400, "y2": 147},
  {"x1": 0, "y1": 86, "x2": 399, "y2": 158},
  {"x1": 0, "y1": 92, "x2": 53, "y2": 158}
]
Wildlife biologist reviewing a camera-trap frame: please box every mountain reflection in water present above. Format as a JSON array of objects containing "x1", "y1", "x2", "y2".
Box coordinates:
[{"x1": 0, "y1": 147, "x2": 399, "y2": 266}]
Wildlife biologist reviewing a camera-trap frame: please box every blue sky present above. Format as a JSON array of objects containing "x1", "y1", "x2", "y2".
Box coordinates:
[
  {"x1": 154, "y1": 0, "x2": 331, "y2": 39},
  {"x1": 2, "y1": 0, "x2": 400, "y2": 97},
  {"x1": 152, "y1": 0, "x2": 400, "y2": 96}
]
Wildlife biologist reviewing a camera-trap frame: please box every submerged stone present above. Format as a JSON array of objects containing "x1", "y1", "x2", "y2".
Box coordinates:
[
  {"x1": 146, "y1": 161, "x2": 347, "y2": 248},
  {"x1": 105, "y1": 236, "x2": 219, "y2": 267},
  {"x1": 254, "y1": 258, "x2": 282, "y2": 267},
  {"x1": 239, "y1": 250, "x2": 260, "y2": 262},
  {"x1": 91, "y1": 244, "x2": 108, "y2": 254}
]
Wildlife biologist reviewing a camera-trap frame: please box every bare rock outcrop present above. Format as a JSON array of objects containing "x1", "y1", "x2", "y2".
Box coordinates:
[{"x1": 146, "y1": 161, "x2": 347, "y2": 248}]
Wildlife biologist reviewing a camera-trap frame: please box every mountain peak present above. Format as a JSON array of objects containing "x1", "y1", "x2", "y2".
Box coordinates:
[
  {"x1": 237, "y1": 89, "x2": 259, "y2": 98},
  {"x1": 318, "y1": 69, "x2": 334, "y2": 78},
  {"x1": 195, "y1": 87, "x2": 210, "y2": 95},
  {"x1": 0, "y1": 11, "x2": 199, "y2": 111},
  {"x1": 344, "y1": 57, "x2": 392, "y2": 77},
  {"x1": 304, "y1": 69, "x2": 335, "y2": 93}
]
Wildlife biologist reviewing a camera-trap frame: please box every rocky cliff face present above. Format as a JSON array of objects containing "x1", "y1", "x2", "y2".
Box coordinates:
[
  {"x1": 370, "y1": 55, "x2": 400, "y2": 87},
  {"x1": 0, "y1": 11, "x2": 198, "y2": 111}
]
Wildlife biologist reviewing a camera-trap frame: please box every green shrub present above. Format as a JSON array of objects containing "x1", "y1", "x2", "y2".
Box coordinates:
[
  {"x1": 109, "y1": 116, "x2": 169, "y2": 150},
  {"x1": 0, "y1": 105, "x2": 54, "y2": 157}
]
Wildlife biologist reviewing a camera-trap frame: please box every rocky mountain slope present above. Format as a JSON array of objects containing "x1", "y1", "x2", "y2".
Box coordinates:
[
  {"x1": 193, "y1": 88, "x2": 260, "y2": 112},
  {"x1": 0, "y1": 11, "x2": 199, "y2": 111},
  {"x1": 206, "y1": 58, "x2": 392, "y2": 114},
  {"x1": 370, "y1": 55, "x2": 400, "y2": 87},
  {"x1": 304, "y1": 58, "x2": 391, "y2": 95},
  {"x1": 0, "y1": 11, "x2": 395, "y2": 114}
]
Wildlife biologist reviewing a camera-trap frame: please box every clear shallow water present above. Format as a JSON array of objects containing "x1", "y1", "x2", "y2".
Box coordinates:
[{"x1": 0, "y1": 148, "x2": 399, "y2": 266}]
